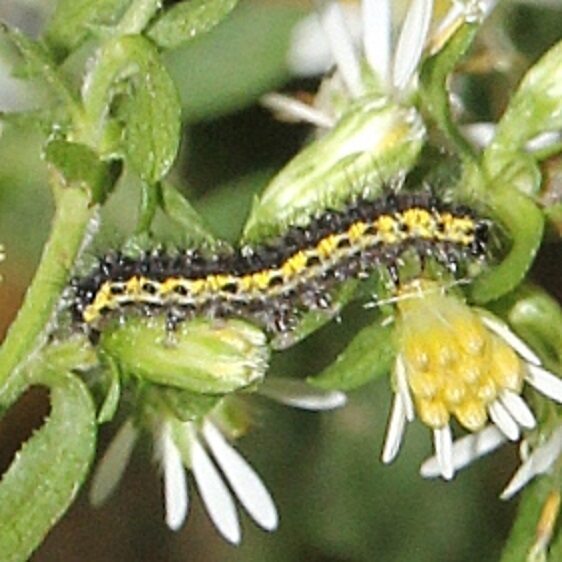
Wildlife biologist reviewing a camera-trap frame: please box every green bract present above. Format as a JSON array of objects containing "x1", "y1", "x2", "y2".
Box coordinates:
[
  {"x1": 100, "y1": 317, "x2": 269, "y2": 394},
  {"x1": 243, "y1": 98, "x2": 425, "y2": 242}
]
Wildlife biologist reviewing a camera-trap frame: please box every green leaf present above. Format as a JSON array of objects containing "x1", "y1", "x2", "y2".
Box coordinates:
[
  {"x1": 500, "y1": 479, "x2": 556, "y2": 562},
  {"x1": 308, "y1": 321, "x2": 395, "y2": 391},
  {"x1": 271, "y1": 280, "x2": 359, "y2": 351},
  {"x1": 160, "y1": 181, "x2": 217, "y2": 246},
  {"x1": 43, "y1": 0, "x2": 130, "y2": 59},
  {"x1": 0, "y1": 367, "x2": 96, "y2": 562},
  {"x1": 419, "y1": 21, "x2": 478, "y2": 161},
  {"x1": 82, "y1": 35, "x2": 181, "y2": 181},
  {"x1": 148, "y1": 0, "x2": 239, "y2": 50},
  {"x1": 97, "y1": 357, "x2": 121, "y2": 424},
  {"x1": 492, "y1": 285, "x2": 562, "y2": 368},
  {"x1": 44, "y1": 139, "x2": 122, "y2": 203},
  {"x1": 164, "y1": 3, "x2": 304, "y2": 121},
  {"x1": 470, "y1": 187, "x2": 544, "y2": 304},
  {"x1": 485, "y1": 39, "x2": 562, "y2": 182}
]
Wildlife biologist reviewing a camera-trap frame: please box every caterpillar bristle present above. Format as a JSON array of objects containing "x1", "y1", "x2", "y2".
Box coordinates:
[{"x1": 69, "y1": 192, "x2": 493, "y2": 338}]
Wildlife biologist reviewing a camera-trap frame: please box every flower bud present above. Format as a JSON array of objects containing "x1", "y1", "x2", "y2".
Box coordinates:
[{"x1": 100, "y1": 316, "x2": 269, "y2": 395}]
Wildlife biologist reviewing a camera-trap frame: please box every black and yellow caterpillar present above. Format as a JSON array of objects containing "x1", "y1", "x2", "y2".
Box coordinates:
[{"x1": 70, "y1": 192, "x2": 490, "y2": 338}]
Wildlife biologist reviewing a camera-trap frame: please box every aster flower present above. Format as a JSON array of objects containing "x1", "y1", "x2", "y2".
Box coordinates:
[
  {"x1": 89, "y1": 378, "x2": 346, "y2": 544},
  {"x1": 381, "y1": 280, "x2": 562, "y2": 480},
  {"x1": 264, "y1": 0, "x2": 497, "y2": 126}
]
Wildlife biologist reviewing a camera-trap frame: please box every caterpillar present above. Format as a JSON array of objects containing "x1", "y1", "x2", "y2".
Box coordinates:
[{"x1": 69, "y1": 192, "x2": 491, "y2": 340}]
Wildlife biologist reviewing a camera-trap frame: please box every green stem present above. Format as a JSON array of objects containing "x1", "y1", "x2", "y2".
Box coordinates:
[
  {"x1": 0, "y1": 176, "x2": 96, "y2": 401},
  {"x1": 115, "y1": 0, "x2": 161, "y2": 35}
]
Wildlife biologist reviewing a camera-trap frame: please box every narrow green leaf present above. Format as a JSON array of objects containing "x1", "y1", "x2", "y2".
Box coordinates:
[
  {"x1": 43, "y1": 0, "x2": 130, "y2": 59},
  {"x1": 308, "y1": 322, "x2": 395, "y2": 391},
  {"x1": 44, "y1": 139, "x2": 122, "y2": 203},
  {"x1": 270, "y1": 280, "x2": 359, "y2": 351},
  {"x1": 470, "y1": 188, "x2": 544, "y2": 304},
  {"x1": 419, "y1": 21, "x2": 479, "y2": 161},
  {"x1": 492, "y1": 285, "x2": 562, "y2": 368},
  {"x1": 148, "y1": 0, "x2": 239, "y2": 49},
  {"x1": 0, "y1": 368, "x2": 96, "y2": 562},
  {"x1": 500, "y1": 479, "x2": 555, "y2": 562},
  {"x1": 82, "y1": 35, "x2": 181, "y2": 181},
  {"x1": 485, "y1": 39, "x2": 562, "y2": 181},
  {"x1": 97, "y1": 357, "x2": 121, "y2": 424},
  {"x1": 135, "y1": 180, "x2": 159, "y2": 234},
  {"x1": 160, "y1": 181, "x2": 217, "y2": 246}
]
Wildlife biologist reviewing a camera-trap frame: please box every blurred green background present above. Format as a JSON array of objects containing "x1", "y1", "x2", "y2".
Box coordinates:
[{"x1": 0, "y1": 1, "x2": 561, "y2": 561}]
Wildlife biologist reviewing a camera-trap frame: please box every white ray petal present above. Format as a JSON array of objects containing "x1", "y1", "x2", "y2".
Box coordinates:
[
  {"x1": 421, "y1": 425, "x2": 506, "y2": 477},
  {"x1": 525, "y1": 131, "x2": 562, "y2": 152},
  {"x1": 499, "y1": 391, "x2": 536, "y2": 430},
  {"x1": 260, "y1": 93, "x2": 335, "y2": 128},
  {"x1": 202, "y1": 421, "x2": 278, "y2": 532},
  {"x1": 434, "y1": 425, "x2": 454, "y2": 480},
  {"x1": 259, "y1": 378, "x2": 347, "y2": 411},
  {"x1": 90, "y1": 419, "x2": 139, "y2": 507},
  {"x1": 489, "y1": 401, "x2": 520, "y2": 441},
  {"x1": 381, "y1": 394, "x2": 407, "y2": 464},
  {"x1": 315, "y1": 0, "x2": 364, "y2": 97},
  {"x1": 462, "y1": 122, "x2": 496, "y2": 148},
  {"x1": 361, "y1": 0, "x2": 391, "y2": 83},
  {"x1": 395, "y1": 355, "x2": 415, "y2": 421},
  {"x1": 190, "y1": 427, "x2": 241, "y2": 545},
  {"x1": 392, "y1": 0, "x2": 433, "y2": 92},
  {"x1": 160, "y1": 424, "x2": 189, "y2": 531},
  {"x1": 525, "y1": 365, "x2": 562, "y2": 403},
  {"x1": 479, "y1": 314, "x2": 541, "y2": 366},
  {"x1": 501, "y1": 427, "x2": 562, "y2": 500}
]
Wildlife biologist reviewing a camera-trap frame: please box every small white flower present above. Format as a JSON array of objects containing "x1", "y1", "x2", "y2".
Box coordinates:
[
  {"x1": 89, "y1": 379, "x2": 346, "y2": 543},
  {"x1": 268, "y1": 0, "x2": 497, "y2": 126},
  {"x1": 381, "y1": 280, "x2": 562, "y2": 481}
]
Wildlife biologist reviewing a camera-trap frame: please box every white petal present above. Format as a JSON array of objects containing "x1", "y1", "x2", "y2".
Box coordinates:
[
  {"x1": 421, "y1": 425, "x2": 506, "y2": 478},
  {"x1": 392, "y1": 0, "x2": 433, "y2": 92},
  {"x1": 462, "y1": 122, "x2": 496, "y2": 148},
  {"x1": 525, "y1": 131, "x2": 562, "y2": 152},
  {"x1": 434, "y1": 425, "x2": 454, "y2": 480},
  {"x1": 361, "y1": 0, "x2": 391, "y2": 83},
  {"x1": 89, "y1": 419, "x2": 139, "y2": 507},
  {"x1": 395, "y1": 355, "x2": 415, "y2": 421},
  {"x1": 489, "y1": 401, "x2": 520, "y2": 441},
  {"x1": 381, "y1": 394, "x2": 407, "y2": 464},
  {"x1": 479, "y1": 314, "x2": 541, "y2": 366},
  {"x1": 316, "y1": 0, "x2": 364, "y2": 97},
  {"x1": 499, "y1": 391, "x2": 536, "y2": 430},
  {"x1": 526, "y1": 365, "x2": 562, "y2": 403},
  {"x1": 261, "y1": 93, "x2": 335, "y2": 128},
  {"x1": 160, "y1": 424, "x2": 189, "y2": 531},
  {"x1": 259, "y1": 378, "x2": 347, "y2": 411},
  {"x1": 190, "y1": 427, "x2": 241, "y2": 545},
  {"x1": 202, "y1": 421, "x2": 278, "y2": 532},
  {"x1": 501, "y1": 427, "x2": 562, "y2": 500}
]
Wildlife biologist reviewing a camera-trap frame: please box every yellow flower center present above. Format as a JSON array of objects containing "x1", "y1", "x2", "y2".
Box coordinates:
[{"x1": 397, "y1": 281, "x2": 524, "y2": 431}]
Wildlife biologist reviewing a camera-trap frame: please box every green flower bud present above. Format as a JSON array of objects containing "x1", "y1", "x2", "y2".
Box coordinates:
[
  {"x1": 243, "y1": 97, "x2": 425, "y2": 243},
  {"x1": 100, "y1": 317, "x2": 269, "y2": 395}
]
